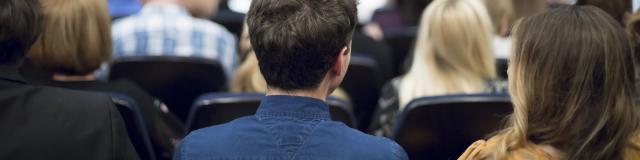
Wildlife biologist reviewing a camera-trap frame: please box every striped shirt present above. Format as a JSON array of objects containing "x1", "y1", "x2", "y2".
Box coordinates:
[{"x1": 111, "y1": 3, "x2": 238, "y2": 76}]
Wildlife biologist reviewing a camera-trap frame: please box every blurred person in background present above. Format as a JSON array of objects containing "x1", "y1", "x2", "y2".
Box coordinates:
[
  {"x1": 369, "y1": 0, "x2": 505, "y2": 137},
  {"x1": 484, "y1": 0, "x2": 515, "y2": 59},
  {"x1": 460, "y1": 6, "x2": 640, "y2": 160},
  {"x1": 512, "y1": 0, "x2": 547, "y2": 20},
  {"x1": 109, "y1": 0, "x2": 143, "y2": 20},
  {"x1": 0, "y1": 0, "x2": 138, "y2": 159},
  {"x1": 576, "y1": 0, "x2": 632, "y2": 25},
  {"x1": 111, "y1": 0, "x2": 238, "y2": 77},
  {"x1": 25, "y1": 0, "x2": 183, "y2": 158}
]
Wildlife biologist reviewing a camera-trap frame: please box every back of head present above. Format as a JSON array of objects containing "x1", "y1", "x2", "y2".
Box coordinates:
[
  {"x1": 496, "y1": 6, "x2": 638, "y2": 159},
  {"x1": 28, "y1": 0, "x2": 112, "y2": 75},
  {"x1": 399, "y1": 0, "x2": 496, "y2": 107},
  {"x1": 577, "y1": 0, "x2": 631, "y2": 25},
  {"x1": 0, "y1": 0, "x2": 42, "y2": 66},
  {"x1": 246, "y1": 0, "x2": 358, "y2": 91}
]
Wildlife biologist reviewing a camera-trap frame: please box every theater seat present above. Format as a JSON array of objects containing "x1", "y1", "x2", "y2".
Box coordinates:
[
  {"x1": 185, "y1": 93, "x2": 357, "y2": 132},
  {"x1": 109, "y1": 93, "x2": 156, "y2": 160},
  {"x1": 341, "y1": 53, "x2": 384, "y2": 131},
  {"x1": 383, "y1": 27, "x2": 418, "y2": 76},
  {"x1": 108, "y1": 56, "x2": 228, "y2": 122},
  {"x1": 496, "y1": 59, "x2": 509, "y2": 80},
  {"x1": 392, "y1": 94, "x2": 512, "y2": 160}
]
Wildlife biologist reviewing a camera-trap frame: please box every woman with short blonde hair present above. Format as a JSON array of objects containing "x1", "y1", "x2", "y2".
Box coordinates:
[
  {"x1": 369, "y1": 0, "x2": 502, "y2": 136},
  {"x1": 460, "y1": 6, "x2": 640, "y2": 160}
]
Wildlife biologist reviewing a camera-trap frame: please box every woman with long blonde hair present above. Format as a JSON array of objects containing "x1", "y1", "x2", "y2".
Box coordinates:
[
  {"x1": 460, "y1": 6, "x2": 640, "y2": 159},
  {"x1": 369, "y1": 0, "x2": 503, "y2": 137}
]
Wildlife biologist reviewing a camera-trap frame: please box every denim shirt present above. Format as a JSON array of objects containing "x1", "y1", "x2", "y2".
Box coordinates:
[{"x1": 174, "y1": 95, "x2": 408, "y2": 160}]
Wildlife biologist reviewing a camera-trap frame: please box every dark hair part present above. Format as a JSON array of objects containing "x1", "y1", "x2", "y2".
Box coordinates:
[
  {"x1": 247, "y1": 0, "x2": 358, "y2": 90},
  {"x1": 0, "y1": 0, "x2": 42, "y2": 65}
]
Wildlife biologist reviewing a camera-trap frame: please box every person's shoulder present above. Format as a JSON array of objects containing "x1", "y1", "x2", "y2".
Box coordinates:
[
  {"x1": 318, "y1": 122, "x2": 408, "y2": 159},
  {"x1": 179, "y1": 116, "x2": 258, "y2": 147},
  {"x1": 624, "y1": 133, "x2": 640, "y2": 159},
  {"x1": 33, "y1": 85, "x2": 114, "y2": 112},
  {"x1": 459, "y1": 135, "x2": 552, "y2": 160}
]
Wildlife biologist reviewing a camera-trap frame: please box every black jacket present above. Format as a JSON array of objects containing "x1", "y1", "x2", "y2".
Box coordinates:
[{"x1": 0, "y1": 65, "x2": 139, "y2": 160}]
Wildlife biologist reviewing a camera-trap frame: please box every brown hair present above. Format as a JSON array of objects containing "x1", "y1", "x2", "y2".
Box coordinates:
[
  {"x1": 246, "y1": 0, "x2": 357, "y2": 90},
  {"x1": 28, "y1": 0, "x2": 112, "y2": 75},
  {"x1": 490, "y1": 6, "x2": 639, "y2": 159}
]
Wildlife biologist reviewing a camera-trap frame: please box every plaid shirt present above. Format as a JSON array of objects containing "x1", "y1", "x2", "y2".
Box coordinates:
[{"x1": 111, "y1": 3, "x2": 238, "y2": 76}]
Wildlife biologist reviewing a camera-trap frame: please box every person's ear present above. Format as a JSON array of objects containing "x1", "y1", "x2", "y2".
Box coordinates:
[{"x1": 330, "y1": 46, "x2": 350, "y2": 76}]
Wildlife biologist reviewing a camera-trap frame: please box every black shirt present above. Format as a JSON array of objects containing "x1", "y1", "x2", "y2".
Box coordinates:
[{"x1": 0, "y1": 65, "x2": 139, "y2": 159}]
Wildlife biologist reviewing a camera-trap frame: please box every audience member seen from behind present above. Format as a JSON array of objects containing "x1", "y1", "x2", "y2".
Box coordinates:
[
  {"x1": 26, "y1": 0, "x2": 183, "y2": 158},
  {"x1": 460, "y1": 6, "x2": 640, "y2": 160},
  {"x1": 0, "y1": 0, "x2": 138, "y2": 159},
  {"x1": 111, "y1": 0, "x2": 238, "y2": 76},
  {"x1": 175, "y1": 0, "x2": 409, "y2": 159},
  {"x1": 232, "y1": 23, "x2": 351, "y2": 101},
  {"x1": 484, "y1": 0, "x2": 515, "y2": 59},
  {"x1": 369, "y1": 0, "x2": 504, "y2": 137}
]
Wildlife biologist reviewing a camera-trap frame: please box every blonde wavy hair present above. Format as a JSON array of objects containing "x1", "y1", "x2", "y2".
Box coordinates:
[
  {"x1": 489, "y1": 6, "x2": 639, "y2": 159},
  {"x1": 399, "y1": 0, "x2": 496, "y2": 108}
]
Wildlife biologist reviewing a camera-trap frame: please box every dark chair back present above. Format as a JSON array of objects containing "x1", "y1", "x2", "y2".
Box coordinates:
[
  {"x1": 108, "y1": 56, "x2": 228, "y2": 122},
  {"x1": 496, "y1": 59, "x2": 509, "y2": 80},
  {"x1": 392, "y1": 94, "x2": 512, "y2": 160},
  {"x1": 109, "y1": 93, "x2": 156, "y2": 160},
  {"x1": 383, "y1": 27, "x2": 417, "y2": 76},
  {"x1": 341, "y1": 54, "x2": 384, "y2": 130},
  {"x1": 185, "y1": 93, "x2": 357, "y2": 132}
]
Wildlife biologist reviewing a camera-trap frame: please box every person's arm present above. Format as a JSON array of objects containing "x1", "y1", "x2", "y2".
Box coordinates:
[
  {"x1": 109, "y1": 101, "x2": 141, "y2": 160},
  {"x1": 389, "y1": 140, "x2": 409, "y2": 160}
]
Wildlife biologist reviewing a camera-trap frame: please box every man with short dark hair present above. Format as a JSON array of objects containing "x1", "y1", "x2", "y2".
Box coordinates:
[
  {"x1": 0, "y1": 0, "x2": 139, "y2": 159},
  {"x1": 175, "y1": 0, "x2": 408, "y2": 159}
]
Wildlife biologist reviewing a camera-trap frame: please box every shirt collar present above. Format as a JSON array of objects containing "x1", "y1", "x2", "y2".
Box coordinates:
[
  {"x1": 0, "y1": 64, "x2": 26, "y2": 84},
  {"x1": 256, "y1": 95, "x2": 332, "y2": 121},
  {"x1": 139, "y1": 2, "x2": 189, "y2": 16}
]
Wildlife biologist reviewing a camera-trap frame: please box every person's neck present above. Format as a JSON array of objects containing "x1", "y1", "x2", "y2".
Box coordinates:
[
  {"x1": 266, "y1": 86, "x2": 330, "y2": 102},
  {"x1": 52, "y1": 73, "x2": 96, "y2": 82}
]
